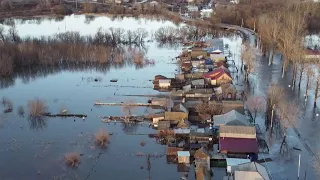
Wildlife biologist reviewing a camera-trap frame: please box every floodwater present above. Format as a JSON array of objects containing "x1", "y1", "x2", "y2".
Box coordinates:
[{"x1": 0, "y1": 15, "x2": 184, "y2": 180}]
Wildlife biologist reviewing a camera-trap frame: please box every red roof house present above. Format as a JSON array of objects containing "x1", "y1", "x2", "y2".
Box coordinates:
[
  {"x1": 203, "y1": 68, "x2": 232, "y2": 85},
  {"x1": 219, "y1": 137, "x2": 259, "y2": 154}
]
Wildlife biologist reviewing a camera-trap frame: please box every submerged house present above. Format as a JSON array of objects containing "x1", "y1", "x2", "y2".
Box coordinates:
[
  {"x1": 166, "y1": 146, "x2": 184, "y2": 163},
  {"x1": 177, "y1": 151, "x2": 190, "y2": 164},
  {"x1": 213, "y1": 110, "x2": 249, "y2": 127}
]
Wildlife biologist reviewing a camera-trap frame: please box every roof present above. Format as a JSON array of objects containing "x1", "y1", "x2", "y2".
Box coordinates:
[
  {"x1": 174, "y1": 128, "x2": 191, "y2": 134},
  {"x1": 219, "y1": 125, "x2": 256, "y2": 139},
  {"x1": 177, "y1": 120, "x2": 190, "y2": 128},
  {"x1": 226, "y1": 158, "x2": 251, "y2": 167},
  {"x1": 159, "y1": 79, "x2": 171, "y2": 83},
  {"x1": 172, "y1": 103, "x2": 189, "y2": 113},
  {"x1": 194, "y1": 147, "x2": 210, "y2": 159},
  {"x1": 233, "y1": 162, "x2": 270, "y2": 180},
  {"x1": 221, "y1": 100, "x2": 245, "y2": 114},
  {"x1": 166, "y1": 147, "x2": 183, "y2": 156},
  {"x1": 177, "y1": 151, "x2": 190, "y2": 157},
  {"x1": 219, "y1": 137, "x2": 259, "y2": 153},
  {"x1": 164, "y1": 112, "x2": 188, "y2": 121},
  {"x1": 213, "y1": 110, "x2": 249, "y2": 126},
  {"x1": 203, "y1": 68, "x2": 231, "y2": 79},
  {"x1": 158, "y1": 121, "x2": 170, "y2": 130},
  {"x1": 234, "y1": 171, "x2": 264, "y2": 180}
]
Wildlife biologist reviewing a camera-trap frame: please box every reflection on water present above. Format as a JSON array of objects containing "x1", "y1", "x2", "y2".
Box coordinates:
[{"x1": 28, "y1": 116, "x2": 47, "y2": 130}]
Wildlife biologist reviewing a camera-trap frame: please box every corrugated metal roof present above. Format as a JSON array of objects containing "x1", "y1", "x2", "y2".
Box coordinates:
[
  {"x1": 220, "y1": 137, "x2": 258, "y2": 153},
  {"x1": 165, "y1": 112, "x2": 188, "y2": 121},
  {"x1": 226, "y1": 158, "x2": 251, "y2": 166},
  {"x1": 177, "y1": 151, "x2": 190, "y2": 157},
  {"x1": 213, "y1": 110, "x2": 249, "y2": 126},
  {"x1": 174, "y1": 128, "x2": 190, "y2": 134},
  {"x1": 233, "y1": 162, "x2": 270, "y2": 180},
  {"x1": 219, "y1": 125, "x2": 256, "y2": 139}
]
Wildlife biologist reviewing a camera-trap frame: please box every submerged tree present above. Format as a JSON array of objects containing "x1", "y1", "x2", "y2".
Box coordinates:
[
  {"x1": 265, "y1": 84, "x2": 285, "y2": 130},
  {"x1": 278, "y1": 102, "x2": 299, "y2": 154},
  {"x1": 247, "y1": 96, "x2": 266, "y2": 124},
  {"x1": 241, "y1": 42, "x2": 256, "y2": 82}
]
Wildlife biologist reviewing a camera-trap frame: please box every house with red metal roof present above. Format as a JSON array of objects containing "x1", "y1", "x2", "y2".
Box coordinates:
[
  {"x1": 218, "y1": 126, "x2": 258, "y2": 160},
  {"x1": 203, "y1": 67, "x2": 232, "y2": 86}
]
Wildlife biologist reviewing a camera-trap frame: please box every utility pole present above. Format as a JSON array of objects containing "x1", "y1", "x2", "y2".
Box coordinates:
[
  {"x1": 298, "y1": 154, "x2": 301, "y2": 180},
  {"x1": 241, "y1": 18, "x2": 244, "y2": 27},
  {"x1": 253, "y1": 20, "x2": 256, "y2": 32},
  {"x1": 76, "y1": 0, "x2": 78, "y2": 10}
]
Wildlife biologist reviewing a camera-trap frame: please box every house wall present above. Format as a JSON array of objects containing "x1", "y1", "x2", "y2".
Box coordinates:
[
  {"x1": 159, "y1": 82, "x2": 171, "y2": 88},
  {"x1": 178, "y1": 156, "x2": 190, "y2": 164}
]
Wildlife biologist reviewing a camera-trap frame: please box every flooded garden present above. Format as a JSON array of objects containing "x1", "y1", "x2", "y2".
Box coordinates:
[{"x1": 0, "y1": 15, "x2": 241, "y2": 180}]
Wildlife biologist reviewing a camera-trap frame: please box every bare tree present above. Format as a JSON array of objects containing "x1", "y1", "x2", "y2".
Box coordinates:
[
  {"x1": 241, "y1": 42, "x2": 256, "y2": 82},
  {"x1": 314, "y1": 65, "x2": 320, "y2": 107},
  {"x1": 195, "y1": 101, "x2": 223, "y2": 121},
  {"x1": 122, "y1": 99, "x2": 137, "y2": 123},
  {"x1": 265, "y1": 84, "x2": 285, "y2": 130},
  {"x1": 305, "y1": 67, "x2": 314, "y2": 97},
  {"x1": 258, "y1": 13, "x2": 281, "y2": 66},
  {"x1": 297, "y1": 60, "x2": 307, "y2": 89},
  {"x1": 247, "y1": 96, "x2": 266, "y2": 124},
  {"x1": 278, "y1": 102, "x2": 299, "y2": 154}
]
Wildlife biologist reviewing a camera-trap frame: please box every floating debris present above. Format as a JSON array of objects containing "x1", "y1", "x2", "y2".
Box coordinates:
[{"x1": 110, "y1": 79, "x2": 118, "y2": 82}]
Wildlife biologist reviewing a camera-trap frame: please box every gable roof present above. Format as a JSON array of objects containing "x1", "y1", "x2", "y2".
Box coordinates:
[
  {"x1": 166, "y1": 146, "x2": 184, "y2": 156},
  {"x1": 233, "y1": 162, "x2": 270, "y2": 180},
  {"x1": 213, "y1": 110, "x2": 249, "y2": 126},
  {"x1": 194, "y1": 147, "x2": 210, "y2": 159},
  {"x1": 219, "y1": 137, "x2": 259, "y2": 153},
  {"x1": 164, "y1": 112, "x2": 188, "y2": 121},
  {"x1": 177, "y1": 120, "x2": 191, "y2": 128},
  {"x1": 203, "y1": 68, "x2": 231, "y2": 79},
  {"x1": 219, "y1": 125, "x2": 256, "y2": 139}
]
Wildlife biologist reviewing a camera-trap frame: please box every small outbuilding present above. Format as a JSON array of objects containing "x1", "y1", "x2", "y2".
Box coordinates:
[{"x1": 177, "y1": 151, "x2": 190, "y2": 164}]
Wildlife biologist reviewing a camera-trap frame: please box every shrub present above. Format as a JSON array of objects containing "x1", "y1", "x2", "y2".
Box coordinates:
[
  {"x1": 53, "y1": 5, "x2": 71, "y2": 15},
  {"x1": 140, "y1": 141, "x2": 146, "y2": 146},
  {"x1": 17, "y1": 106, "x2": 24, "y2": 116},
  {"x1": 27, "y1": 99, "x2": 46, "y2": 117},
  {"x1": 83, "y1": 2, "x2": 97, "y2": 13},
  {"x1": 64, "y1": 152, "x2": 80, "y2": 167},
  {"x1": 94, "y1": 129, "x2": 110, "y2": 147}
]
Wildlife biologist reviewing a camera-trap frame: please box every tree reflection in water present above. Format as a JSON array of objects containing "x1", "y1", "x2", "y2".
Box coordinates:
[{"x1": 28, "y1": 116, "x2": 47, "y2": 130}]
